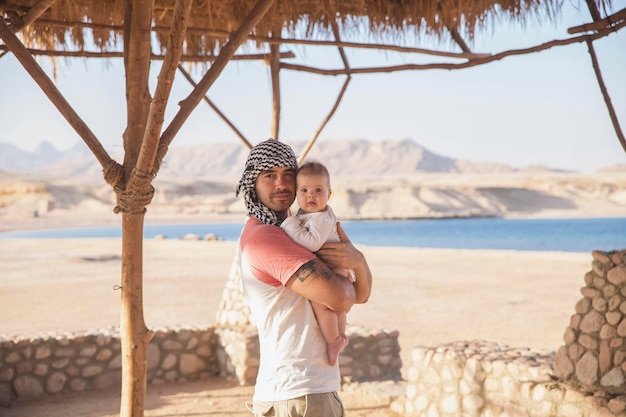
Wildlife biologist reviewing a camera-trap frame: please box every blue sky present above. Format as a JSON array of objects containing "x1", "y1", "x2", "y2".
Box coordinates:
[{"x1": 1, "y1": 2, "x2": 625, "y2": 172}]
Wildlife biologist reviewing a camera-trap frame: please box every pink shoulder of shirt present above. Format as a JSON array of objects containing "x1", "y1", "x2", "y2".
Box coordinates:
[{"x1": 240, "y1": 217, "x2": 317, "y2": 286}]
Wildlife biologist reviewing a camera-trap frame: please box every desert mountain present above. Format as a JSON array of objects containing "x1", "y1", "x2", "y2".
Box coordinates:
[
  {"x1": 2, "y1": 138, "x2": 553, "y2": 180},
  {"x1": 1, "y1": 138, "x2": 624, "y2": 226}
]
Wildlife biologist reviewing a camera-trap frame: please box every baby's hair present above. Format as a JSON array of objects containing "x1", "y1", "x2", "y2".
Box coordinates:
[{"x1": 298, "y1": 160, "x2": 330, "y2": 179}]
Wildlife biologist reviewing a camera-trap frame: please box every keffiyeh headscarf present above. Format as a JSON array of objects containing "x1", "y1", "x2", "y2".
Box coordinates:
[{"x1": 236, "y1": 139, "x2": 298, "y2": 226}]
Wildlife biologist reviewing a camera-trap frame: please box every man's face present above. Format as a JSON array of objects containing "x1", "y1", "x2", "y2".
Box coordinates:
[{"x1": 255, "y1": 166, "x2": 297, "y2": 213}]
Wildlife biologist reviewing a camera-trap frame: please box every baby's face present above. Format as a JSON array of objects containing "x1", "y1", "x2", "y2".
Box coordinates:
[{"x1": 295, "y1": 173, "x2": 331, "y2": 214}]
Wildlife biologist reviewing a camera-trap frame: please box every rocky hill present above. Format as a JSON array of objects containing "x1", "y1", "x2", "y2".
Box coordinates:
[
  {"x1": 1, "y1": 138, "x2": 564, "y2": 180},
  {"x1": 1, "y1": 138, "x2": 625, "y2": 228}
]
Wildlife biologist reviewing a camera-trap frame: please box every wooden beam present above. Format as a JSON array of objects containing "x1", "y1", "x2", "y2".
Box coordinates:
[
  {"x1": 279, "y1": 23, "x2": 625, "y2": 76},
  {"x1": 298, "y1": 76, "x2": 351, "y2": 164},
  {"x1": 448, "y1": 27, "x2": 471, "y2": 54},
  {"x1": 160, "y1": 0, "x2": 277, "y2": 149},
  {"x1": 585, "y1": 0, "x2": 603, "y2": 22},
  {"x1": 177, "y1": 64, "x2": 253, "y2": 149},
  {"x1": 298, "y1": 5, "x2": 352, "y2": 163},
  {"x1": 585, "y1": 38, "x2": 626, "y2": 154},
  {"x1": 251, "y1": 34, "x2": 488, "y2": 59},
  {"x1": 136, "y1": 0, "x2": 192, "y2": 176},
  {"x1": 0, "y1": 45, "x2": 295, "y2": 62},
  {"x1": 269, "y1": 32, "x2": 281, "y2": 140},
  {"x1": 0, "y1": 16, "x2": 113, "y2": 174},
  {"x1": 14, "y1": 0, "x2": 57, "y2": 30},
  {"x1": 329, "y1": 4, "x2": 351, "y2": 74},
  {"x1": 568, "y1": 8, "x2": 626, "y2": 34},
  {"x1": 31, "y1": 18, "x2": 489, "y2": 60}
]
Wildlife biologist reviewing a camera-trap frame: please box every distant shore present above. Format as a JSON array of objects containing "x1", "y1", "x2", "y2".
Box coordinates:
[
  {"x1": 2, "y1": 205, "x2": 624, "y2": 235},
  {"x1": 0, "y1": 210, "x2": 247, "y2": 233},
  {"x1": 2, "y1": 170, "x2": 625, "y2": 234}
]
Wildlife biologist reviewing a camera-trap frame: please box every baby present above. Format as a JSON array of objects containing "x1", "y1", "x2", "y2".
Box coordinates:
[{"x1": 281, "y1": 161, "x2": 355, "y2": 366}]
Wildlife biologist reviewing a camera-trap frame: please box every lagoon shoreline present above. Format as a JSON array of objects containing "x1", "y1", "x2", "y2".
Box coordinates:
[
  {"x1": 1, "y1": 208, "x2": 622, "y2": 416},
  {"x1": 2, "y1": 207, "x2": 624, "y2": 234}
]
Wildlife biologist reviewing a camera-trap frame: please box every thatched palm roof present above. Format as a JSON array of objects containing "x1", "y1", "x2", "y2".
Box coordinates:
[
  {"x1": 2, "y1": 1, "x2": 623, "y2": 82},
  {"x1": 2, "y1": 0, "x2": 624, "y2": 172},
  {"x1": 2, "y1": 0, "x2": 624, "y2": 173},
  {"x1": 0, "y1": 0, "x2": 586, "y2": 57}
]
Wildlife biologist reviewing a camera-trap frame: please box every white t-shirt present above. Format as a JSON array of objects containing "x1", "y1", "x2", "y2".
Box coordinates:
[
  {"x1": 281, "y1": 206, "x2": 355, "y2": 281},
  {"x1": 239, "y1": 217, "x2": 341, "y2": 401},
  {"x1": 280, "y1": 205, "x2": 340, "y2": 252}
]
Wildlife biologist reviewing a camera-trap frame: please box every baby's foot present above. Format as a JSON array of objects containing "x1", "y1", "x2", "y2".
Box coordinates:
[{"x1": 327, "y1": 335, "x2": 349, "y2": 366}]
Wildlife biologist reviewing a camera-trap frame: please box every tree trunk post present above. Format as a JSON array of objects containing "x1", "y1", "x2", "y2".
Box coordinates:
[{"x1": 119, "y1": 212, "x2": 153, "y2": 417}]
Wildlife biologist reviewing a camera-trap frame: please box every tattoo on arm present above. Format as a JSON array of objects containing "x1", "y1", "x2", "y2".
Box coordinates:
[{"x1": 296, "y1": 259, "x2": 333, "y2": 285}]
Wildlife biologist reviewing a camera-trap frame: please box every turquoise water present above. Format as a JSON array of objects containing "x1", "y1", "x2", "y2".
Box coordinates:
[{"x1": 1, "y1": 217, "x2": 624, "y2": 253}]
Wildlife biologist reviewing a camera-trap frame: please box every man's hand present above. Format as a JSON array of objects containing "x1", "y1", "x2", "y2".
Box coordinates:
[
  {"x1": 287, "y1": 222, "x2": 372, "y2": 308},
  {"x1": 317, "y1": 222, "x2": 372, "y2": 304},
  {"x1": 316, "y1": 223, "x2": 363, "y2": 270}
]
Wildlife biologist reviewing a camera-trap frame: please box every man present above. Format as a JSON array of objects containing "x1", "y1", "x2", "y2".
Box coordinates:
[{"x1": 236, "y1": 139, "x2": 373, "y2": 416}]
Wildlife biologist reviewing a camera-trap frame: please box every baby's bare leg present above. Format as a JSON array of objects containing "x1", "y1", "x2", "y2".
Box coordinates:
[{"x1": 311, "y1": 302, "x2": 349, "y2": 366}]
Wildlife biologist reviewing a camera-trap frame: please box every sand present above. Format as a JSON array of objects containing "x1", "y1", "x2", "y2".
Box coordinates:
[{"x1": 0, "y1": 213, "x2": 600, "y2": 416}]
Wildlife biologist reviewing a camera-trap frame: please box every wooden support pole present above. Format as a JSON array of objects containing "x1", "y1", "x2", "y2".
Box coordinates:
[
  {"x1": 298, "y1": 76, "x2": 351, "y2": 164},
  {"x1": 119, "y1": 212, "x2": 152, "y2": 417},
  {"x1": 0, "y1": 17, "x2": 113, "y2": 173},
  {"x1": 122, "y1": 0, "x2": 153, "y2": 169},
  {"x1": 585, "y1": 39, "x2": 626, "y2": 154},
  {"x1": 160, "y1": 0, "x2": 277, "y2": 149},
  {"x1": 298, "y1": 5, "x2": 351, "y2": 163},
  {"x1": 118, "y1": 1, "x2": 153, "y2": 417},
  {"x1": 269, "y1": 33, "x2": 281, "y2": 140},
  {"x1": 136, "y1": 0, "x2": 192, "y2": 176}
]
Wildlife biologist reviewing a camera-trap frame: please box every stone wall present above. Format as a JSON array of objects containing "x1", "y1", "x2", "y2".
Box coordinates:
[
  {"x1": 0, "y1": 324, "x2": 402, "y2": 406},
  {"x1": 391, "y1": 250, "x2": 626, "y2": 417},
  {"x1": 554, "y1": 249, "x2": 626, "y2": 394},
  {"x1": 391, "y1": 340, "x2": 626, "y2": 416},
  {"x1": 0, "y1": 325, "x2": 217, "y2": 405},
  {"x1": 213, "y1": 325, "x2": 403, "y2": 386}
]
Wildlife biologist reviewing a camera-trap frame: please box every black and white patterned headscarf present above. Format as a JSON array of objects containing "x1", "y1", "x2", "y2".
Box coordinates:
[{"x1": 236, "y1": 139, "x2": 298, "y2": 226}]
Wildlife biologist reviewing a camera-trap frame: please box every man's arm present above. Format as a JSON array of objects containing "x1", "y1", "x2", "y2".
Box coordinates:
[
  {"x1": 284, "y1": 222, "x2": 373, "y2": 311},
  {"x1": 285, "y1": 258, "x2": 356, "y2": 312},
  {"x1": 315, "y1": 222, "x2": 372, "y2": 304}
]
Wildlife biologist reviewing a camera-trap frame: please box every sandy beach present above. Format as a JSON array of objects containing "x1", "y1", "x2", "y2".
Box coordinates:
[
  {"x1": 0, "y1": 203, "x2": 616, "y2": 417},
  {"x1": 0, "y1": 212, "x2": 609, "y2": 416}
]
